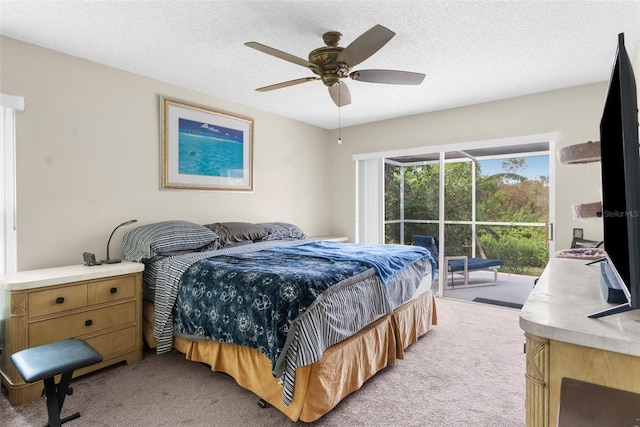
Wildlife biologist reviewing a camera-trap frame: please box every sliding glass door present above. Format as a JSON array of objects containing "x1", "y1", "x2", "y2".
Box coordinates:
[{"x1": 384, "y1": 146, "x2": 550, "y2": 302}]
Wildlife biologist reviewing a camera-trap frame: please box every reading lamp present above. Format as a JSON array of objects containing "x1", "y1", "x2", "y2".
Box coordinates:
[{"x1": 102, "y1": 219, "x2": 137, "y2": 264}]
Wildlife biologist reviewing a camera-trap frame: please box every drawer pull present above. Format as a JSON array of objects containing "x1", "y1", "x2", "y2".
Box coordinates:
[
  {"x1": 85, "y1": 319, "x2": 93, "y2": 327},
  {"x1": 110, "y1": 287, "x2": 118, "y2": 294},
  {"x1": 56, "y1": 297, "x2": 65, "y2": 304}
]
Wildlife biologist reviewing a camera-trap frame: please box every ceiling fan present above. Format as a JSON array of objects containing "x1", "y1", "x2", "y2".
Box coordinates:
[{"x1": 245, "y1": 24, "x2": 426, "y2": 107}]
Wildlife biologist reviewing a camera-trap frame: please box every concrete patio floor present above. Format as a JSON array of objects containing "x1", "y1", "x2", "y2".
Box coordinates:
[{"x1": 430, "y1": 270, "x2": 538, "y2": 308}]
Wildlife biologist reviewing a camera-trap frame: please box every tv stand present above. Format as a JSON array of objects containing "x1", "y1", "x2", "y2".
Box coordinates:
[
  {"x1": 519, "y1": 258, "x2": 640, "y2": 427},
  {"x1": 588, "y1": 302, "x2": 633, "y2": 318},
  {"x1": 587, "y1": 259, "x2": 634, "y2": 317}
]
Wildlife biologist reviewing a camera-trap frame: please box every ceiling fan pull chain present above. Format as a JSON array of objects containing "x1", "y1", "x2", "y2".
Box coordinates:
[{"x1": 338, "y1": 84, "x2": 342, "y2": 145}]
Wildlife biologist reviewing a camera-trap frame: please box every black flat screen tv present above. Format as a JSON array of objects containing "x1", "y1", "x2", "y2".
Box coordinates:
[{"x1": 589, "y1": 33, "x2": 640, "y2": 318}]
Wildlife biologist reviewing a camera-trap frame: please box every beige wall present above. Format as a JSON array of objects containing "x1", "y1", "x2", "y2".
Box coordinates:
[
  {"x1": 1, "y1": 36, "x2": 332, "y2": 270},
  {"x1": 328, "y1": 83, "x2": 608, "y2": 251},
  {"x1": 3, "y1": 35, "x2": 627, "y2": 270}
]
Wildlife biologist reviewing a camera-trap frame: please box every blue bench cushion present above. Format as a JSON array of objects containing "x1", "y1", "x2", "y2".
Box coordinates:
[
  {"x1": 448, "y1": 258, "x2": 504, "y2": 272},
  {"x1": 413, "y1": 235, "x2": 504, "y2": 273},
  {"x1": 11, "y1": 338, "x2": 103, "y2": 383}
]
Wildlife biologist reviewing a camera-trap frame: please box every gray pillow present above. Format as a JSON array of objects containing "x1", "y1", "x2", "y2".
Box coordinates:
[
  {"x1": 204, "y1": 222, "x2": 269, "y2": 246},
  {"x1": 123, "y1": 220, "x2": 219, "y2": 262},
  {"x1": 258, "y1": 222, "x2": 306, "y2": 241}
]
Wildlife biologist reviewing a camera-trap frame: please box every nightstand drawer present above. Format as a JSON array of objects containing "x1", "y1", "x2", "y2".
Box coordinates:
[
  {"x1": 85, "y1": 326, "x2": 137, "y2": 356},
  {"x1": 28, "y1": 283, "x2": 88, "y2": 318},
  {"x1": 87, "y1": 276, "x2": 135, "y2": 305},
  {"x1": 28, "y1": 301, "x2": 136, "y2": 347}
]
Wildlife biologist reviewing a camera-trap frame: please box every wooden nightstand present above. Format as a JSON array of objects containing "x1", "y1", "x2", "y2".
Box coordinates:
[
  {"x1": 311, "y1": 236, "x2": 348, "y2": 243},
  {"x1": 0, "y1": 262, "x2": 144, "y2": 405}
]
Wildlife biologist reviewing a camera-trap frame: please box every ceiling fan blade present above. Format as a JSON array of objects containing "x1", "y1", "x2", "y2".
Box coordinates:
[
  {"x1": 336, "y1": 24, "x2": 395, "y2": 67},
  {"x1": 245, "y1": 42, "x2": 319, "y2": 71},
  {"x1": 328, "y1": 82, "x2": 351, "y2": 107},
  {"x1": 256, "y1": 77, "x2": 318, "y2": 92},
  {"x1": 350, "y1": 69, "x2": 426, "y2": 85}
]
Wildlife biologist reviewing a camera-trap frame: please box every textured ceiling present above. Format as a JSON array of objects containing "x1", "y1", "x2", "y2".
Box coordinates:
[{"x1": 1, "y1": 1, "x2": 639, "y2": 130}]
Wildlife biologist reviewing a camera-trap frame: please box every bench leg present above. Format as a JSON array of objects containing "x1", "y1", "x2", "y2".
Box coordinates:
[{"x1": 43, "y1": 372, "x2": 80, "y2": 427}]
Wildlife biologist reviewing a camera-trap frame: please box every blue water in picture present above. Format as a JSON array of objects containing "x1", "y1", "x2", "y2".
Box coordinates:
[{"x1": 178, "y1": 118, "x2": 244, "y2": 177}]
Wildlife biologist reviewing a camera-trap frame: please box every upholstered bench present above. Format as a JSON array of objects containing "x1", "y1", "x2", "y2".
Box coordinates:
[{"x1": 10, "y1": 338, "x2": 103, "y2": 427}]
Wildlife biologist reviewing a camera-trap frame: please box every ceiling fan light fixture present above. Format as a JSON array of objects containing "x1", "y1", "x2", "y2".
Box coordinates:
[{"x1": 322, "y1": 75, "x2": 340, "y2": 87}]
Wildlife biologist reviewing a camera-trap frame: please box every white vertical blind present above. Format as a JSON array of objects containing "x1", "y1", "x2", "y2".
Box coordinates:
[
  {"x1": 355, "y1": 158, "x2": 384, "y2": 244},
  {"x1": 1, "y1": 93, "x2": 25, "y2": 274}
]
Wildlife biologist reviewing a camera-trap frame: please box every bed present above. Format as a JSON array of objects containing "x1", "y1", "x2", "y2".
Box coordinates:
[{"x1": 124, "y1": 220, "x2": 437, "y2": 422}]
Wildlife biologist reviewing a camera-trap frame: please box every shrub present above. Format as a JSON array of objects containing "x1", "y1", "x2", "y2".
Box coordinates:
[{"x1": 480, "y1": 234, "x2": 548, "y2": 274}]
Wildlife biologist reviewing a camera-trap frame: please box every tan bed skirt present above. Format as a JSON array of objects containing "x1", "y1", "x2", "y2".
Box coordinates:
[{"x1": 142, "y1": 290, "x2": 437, "y2": 422}]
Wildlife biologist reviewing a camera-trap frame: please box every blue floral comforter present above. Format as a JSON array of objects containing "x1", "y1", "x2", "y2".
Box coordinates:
[{"x1": 173, "y1": 250, "x2": 370, "y2": 370}]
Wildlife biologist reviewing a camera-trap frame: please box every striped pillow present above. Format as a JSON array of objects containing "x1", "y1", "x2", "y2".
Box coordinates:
[{"x1": 123, "y1": 220, "x2": 219, "y2": 262}]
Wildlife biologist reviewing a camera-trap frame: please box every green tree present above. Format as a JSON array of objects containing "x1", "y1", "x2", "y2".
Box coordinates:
[{"x1": 385, "y1": 156, "x2": 549, "y2": 274}]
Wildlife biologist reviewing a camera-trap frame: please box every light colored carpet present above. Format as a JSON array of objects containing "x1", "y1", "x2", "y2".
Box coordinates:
[{"x1": 1, "y1": 297, "x2": 526, "y2": 426}]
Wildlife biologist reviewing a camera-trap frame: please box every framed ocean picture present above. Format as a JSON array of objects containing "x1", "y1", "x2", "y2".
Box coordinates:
[{"x1": 161, "y1": 97, "x2": 254, "y2": 191}]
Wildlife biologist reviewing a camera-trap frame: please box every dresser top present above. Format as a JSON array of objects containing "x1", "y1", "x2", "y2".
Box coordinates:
[
  {"x1": 0, "y1": 262, "x2": 144, "y2": 291},
  {"x1": 519, "y1": 257, "x2": 640, "y2": 356}
]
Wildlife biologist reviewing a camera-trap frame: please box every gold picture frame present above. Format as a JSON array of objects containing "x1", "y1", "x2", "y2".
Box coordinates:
[{"x1": 161, "y1": 97, "x2": 254, "y2": 191}]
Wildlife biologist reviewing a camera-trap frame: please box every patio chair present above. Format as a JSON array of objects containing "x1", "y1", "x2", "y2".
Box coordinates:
[{"x1": 413, "y1": 235, "x2": 504, "y2": 288}]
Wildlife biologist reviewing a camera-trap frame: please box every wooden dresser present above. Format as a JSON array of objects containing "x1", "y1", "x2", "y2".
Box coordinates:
[
  {"x1": 0, "y1": 262, "x2": 144, "y2": 405},
  {"x1": 519, "y1": 258, "x2": 640, "y2": 427}
]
